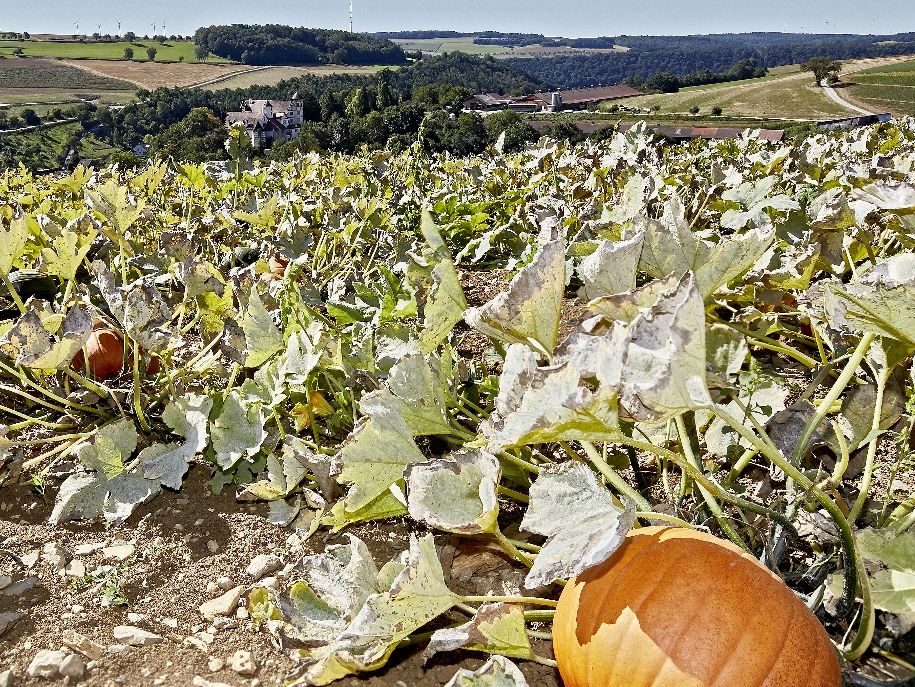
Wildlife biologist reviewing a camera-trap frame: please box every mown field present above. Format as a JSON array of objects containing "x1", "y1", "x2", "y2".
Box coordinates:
[
  {"x1": 197, "y1": 64, "x2": 394, "y2": 91},
  {"x1": 392, "y1": 37, "x2": 627, "y2": 58},
  {"x1": 61, "y1": 60, "x2": 255, "y2": 90},
  {"x1": 0, "y1": 38, "x2": 230, "y2": 63},
  {"x1": 846, "y1": 58, "x2": 915, "y2": 115},
  {"x1": 0, "y1": 121, "x2": 914, "y2": 686},
  {"x1": 0, "y1": 59, "x2": 132, "y2": 91}
]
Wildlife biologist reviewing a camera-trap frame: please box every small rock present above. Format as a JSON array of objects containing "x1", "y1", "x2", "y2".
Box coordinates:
[
  {"x1": 246, "y1": 555, "x2": 281, "y2": 581},
  {"x1": 192, "y1": 677, "x2": 232, "y2": 687},
  {"x1": 229, "y1": 650, "x2": 256, "y2": 676},
  {"x1": 0, "y1": 611, "x2": 25, "y2": 636},
  {"x1": 42, "y1": 542, "x2": 71, "y2": 569},
  {"x1": 27, "y1": 649, "x2": 67, "y2": 679},
  {"x1": 211, "y1": 617, "x2": 238, "y2": 630},
  {"x1": 62, "y1": 630, "x2": 104, "y2": 661},
  {"x1": 216, "y1": 576, "x2": 233, "y2": 591},
  {"x1": 205, "y1": 581, "x2": 219, "y2": 595},
  {"x1": 258, "y1": 576, "x2": 279, "y2": 590},
  {"x1": 158, "y1": 617, "x2": 179, "y2": 629},
  {"x1": 59, "y1": 654, "x2": 85, "y2": 680},
  {"x1": 127, "y1": 612, "x2": 146, "y2": 624},
  {"x1": 107, "y1": 644, "x2": 131, "y2": 654},
  {"x1": 206, "y1": 540, "x2": 219, "y2": 554},
  {"x1": 20, "y1": 550, "x2": 40, "y2": 568},
  {"x1": 102, "y1": 544, "x2": 135, "y2": 562},
  {"x1": 207, "y1": 657, "x2": 224, "y2": 672},
  {"x1": 0, "y1": 575, "x2": 11, "y2": 590},
  {"x1": 235, "y1": 607, "x2": 249, "y2": 620},
  {"x1": 65, "y1": 560, "x2": 86, "y2": 578},
  {"x1": 0, "y1": 670, "x2": 13, "y2": 687},
  {"x1": 199, "y1": 587, "x2": 243, "y2": 620},
  {"x1": 183, "y1": 632, "x2": 215, "y2": 652},
  {"x1": 112, "y1": 626, "x2": 163, "y2": 647},
  {"x1": 73, "y1": 543, "x2": 105, "y2": 556}
]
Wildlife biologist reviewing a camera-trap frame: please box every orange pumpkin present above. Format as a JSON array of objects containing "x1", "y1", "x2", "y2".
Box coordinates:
[
  {"x1": 553, "y1": 527, "x2": 841, "y2": 687},
  {"x1": 268, "y1": 254, "x2": 289, "y2": 279},
  {"x1": 72, "y1": 328, "x2": 126, "y2": 381}
]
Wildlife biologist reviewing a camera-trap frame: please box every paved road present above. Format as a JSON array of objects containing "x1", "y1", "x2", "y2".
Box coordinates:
[{"x1": 820, "y1": 79, "x2": 875, "y2": 115}]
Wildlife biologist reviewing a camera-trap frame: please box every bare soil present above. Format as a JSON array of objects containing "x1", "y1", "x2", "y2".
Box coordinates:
[
  {"x1": 62, "y1": 61, "x2": 255, "y2": 90},
  {"x1": 0, "y1": 467, "x2": 561, "y2": 687}
]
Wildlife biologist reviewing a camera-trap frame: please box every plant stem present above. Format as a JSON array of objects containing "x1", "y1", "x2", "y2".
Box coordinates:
[
  {"x1": 576, "y1": 441, "x2": 651, "y2": 512},
  {"x1": 523, "y1": 610, "x2": 555, "y2": 621},
  {"x1": 497, "y1": 485, "x2": 529, "y2": 503},
  {"x1": 492, "y1": 530, "x2": 534, "y2": 568},
  {"x1": 132, "y1": 341, "x2": 151, "y2": 432},
  {"x1": 675, "y1": 415, "x2": 749, "y2": 551},
  {"x1": 462, "y1": 595, "x2": 557, "y2": 607},
  {"x1": 0, "y1": 272, "x2": 26, "y2": 314},
  {"x1": 634, "y1": 511, "x2": 695, "y2": 529},
  {"x1": 848, "y1": 360, "x2": 888, "y2": 524},
  {"x1": 497, "y1": 451, "x2": 541, "y2": 475}
]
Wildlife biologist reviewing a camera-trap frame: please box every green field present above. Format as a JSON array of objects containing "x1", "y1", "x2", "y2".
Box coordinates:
[
  {"x1": 0, "y1": 120, "x2": 117, "y2": 169},
  {"x1": 0, "y1": 39, "x2": 230, "y2": 63},
  {"x1": 199, "y1": 64, "x2": 394, "y2": 90},
  {"x1": 846, "y1": 58, "x2": 915, "y2": 114},
  {"x1": 0, "y1": 59, "x2": 133, "y2": 90}
]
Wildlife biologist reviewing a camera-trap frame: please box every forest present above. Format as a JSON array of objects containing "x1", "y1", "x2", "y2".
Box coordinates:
[
  {"x1": 505, "y1": 32, "x2": 915, "y2": 88},
  {"x1": 193, "y1": 24, "x2": 408, "y2": 65}
]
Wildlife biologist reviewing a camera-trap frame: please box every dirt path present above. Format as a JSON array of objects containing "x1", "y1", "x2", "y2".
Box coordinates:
[{"x1": 821, "y1": 80, "x2": 874, "y2": 115}]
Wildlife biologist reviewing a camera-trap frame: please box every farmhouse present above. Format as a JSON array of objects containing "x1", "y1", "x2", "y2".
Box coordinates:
[
  {"x1": 225, "y1": 96, "x2": 305, "y2": 149},
  {"x1": 464, "y1": 85, "x2": 642, "y2": 114},
  {"x1": 817, "y1": 113, "x2": 892, "y2": 131}
]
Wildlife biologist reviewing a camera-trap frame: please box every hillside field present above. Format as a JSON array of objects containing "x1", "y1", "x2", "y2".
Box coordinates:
[
  {"x1": 0, "y1": 120, "x2": 117, "y2": 168},
  {"x1": 616, "y1": 56, "x2": 915, "y2": 120},
  {"x1": 392, "y1": 36, "x2": 627, "y2": 58},
  {"x1": 198, "y1": 64, "x2": 394, "y2": 90},
  {"x1": 0, "y1": 38, "x2": 230, "y2": 63},
  {"x1": 61, "y1": 60, "x2": 255, "y2": 90},
  {"x1": 845, "y1": 58, "x2": 915, "y2": 115}
]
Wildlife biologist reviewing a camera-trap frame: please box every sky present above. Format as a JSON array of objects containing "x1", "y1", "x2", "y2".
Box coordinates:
[{"x1": 3, "y1": 0, "x2": 914, "y2": 38}]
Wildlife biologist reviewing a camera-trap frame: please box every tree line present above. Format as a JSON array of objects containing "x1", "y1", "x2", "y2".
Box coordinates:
[{"x1": 193, "y1": 24, "x2": 408, "y2": 66}]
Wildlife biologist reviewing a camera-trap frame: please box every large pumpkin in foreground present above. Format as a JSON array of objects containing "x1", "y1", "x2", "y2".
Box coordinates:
[{"x1": 553, "y1": 527, "x2": 840, "y2": 687}]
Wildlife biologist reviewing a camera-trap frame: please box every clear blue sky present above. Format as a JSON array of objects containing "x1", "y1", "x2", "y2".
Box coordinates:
[{"x1": 3, "y1": 0, "x2": 914, "y2": 38}]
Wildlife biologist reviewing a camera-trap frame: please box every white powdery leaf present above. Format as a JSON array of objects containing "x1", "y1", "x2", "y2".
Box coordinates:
[
  {"x1": 210, "y1": 391, "x2": 266, "y2": 470},
  {"x1": 443, "y1": 656, "x2": 530, "y2": 687},
  {"x1": 464, "y1": 239, "x2": 565, "y2": 356},
  {"x1": 138, "y1": 442, "x2": 194, "y2": 491},
  {"x1": 638, "y1": 198, "x2": 774, "y2": 300},
  {"x1": 140, "y1": 393, "x2": 213, "y2": 490},
  {"x1": 50, "y1": 471, "x2": 158, "y2": 526},
  {"x1": 0, "y1": 306, "x2": 91, "y2": 370},
  {"x1": 853, "y1": 181, "x2": 915, "y2": 211},
  {"x1": 179, "y1": 258, "x2": 225, "y2": 298},
  {"x1": 280, "y1": 535, "x2": 382, "y2": 645},
  {"x1": 0, "y1": 216, "x2": 28, "y2": 277},
  {"x1": 337, "y1": 403, "x2": 425, "y2": 512},
  {"x1": 415, "y1": 210, "x2": 468, "y2": 353},
  {"x1": 577, "y1": 231, "x2": 644, "y2": 300},
  {"x1": 284, "y1": 322, "x2": 326, "y2": 388},
  {"x1": 521, "y1": 462, "x2": 635, "y2": 588},
  {"x1": 406, "y1": 449, "x2": 500, "y2": 535},
  {"x1": 359, "y1": 353, "x2": 451, "y2": 437},
  {"x1": 619, "y1": 272, "x2": 712, "y2": 422},
  {"x1": 824, "y1": 253, "x2": 915, "y2": 346}
]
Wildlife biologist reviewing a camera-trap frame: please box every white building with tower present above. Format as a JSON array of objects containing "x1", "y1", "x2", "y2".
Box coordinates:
[{"x1": 225, "y1": 94, "x2": 305, "y2": 149}]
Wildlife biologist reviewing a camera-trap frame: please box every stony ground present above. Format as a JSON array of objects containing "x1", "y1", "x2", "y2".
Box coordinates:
[{"x1": 0, "y1": 468, "x2": 561, "y2": 687}]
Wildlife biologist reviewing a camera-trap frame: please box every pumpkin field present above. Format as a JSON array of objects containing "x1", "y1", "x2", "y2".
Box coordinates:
[{"x1": 1, "y1": 120, "x2": 915, "y2": 686}]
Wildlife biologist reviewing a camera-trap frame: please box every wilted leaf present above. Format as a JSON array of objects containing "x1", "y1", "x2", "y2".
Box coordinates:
[
  {"x1": 520, "y1": 462, "x2": 635, "y2": 588},
  {"x1": 858, "y1": 528, "x2": 915, "y2": 623},
  {"x1": 406, "y1": 449, "x2": 500, "y2": 535},
  {"x1": 0, "y1": 216, "x2": 28, "y2": 277},
  {"x1": 425, "y1": 602, "x2": 534, "y2": 662},
  {"x1": 40, "y1": 226, "x2": 97, "y2": 281},
  {"x1": 0, "y1": 306, "x2": 91, "y2": 370},
  {"x1": 94, "y1": 263, "x2": 172, "y2": 351},
  {"x1": 577, "y1": 231, "x2": 644, "y2": 300},
  {"x1": 140, "y1": 394, "x2": 214, "y2": 490},
  {"x1": 241, "y1": 285, "x2": 284, "y2": 368},
  {"x1": 443, "y1": 656, "x2": 529, "y2": 687},
  {"x1": 211, "y1": 391, "x2": 266, "y2": 470},
  {"x1": 360, "y1": 353, "x2": 451, "y2": 436},
  {"x1": 638, "y1": 199, "x2": 774, "y2": 300},
  {"x1": 465, "y1": 239, "x2": 565, "y2": 356}
]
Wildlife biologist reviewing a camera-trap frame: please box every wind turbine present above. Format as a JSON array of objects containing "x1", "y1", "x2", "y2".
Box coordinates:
[
  {"x1": 74, "y1": 21, "x2": 79, "y2": 36},
  {"x1": 350, "y1": 0, "x2": 353, "y2": 33}
]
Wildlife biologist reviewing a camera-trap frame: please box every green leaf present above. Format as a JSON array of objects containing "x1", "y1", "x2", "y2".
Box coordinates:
[
  {"x1": 325, "y1": 490, "x2": 408, "y2": 532},
  {"x1": 40, "y1": 225, "x2": 97, "y2": 282},
  {"x1": 76, "y1": 419, "x2": 138, "y2": 479},
  {"x1": 406, "y1": 449, "x2": 501, "y2": 535},
  {"x1": 465, "y1": 239, "x2": 565, "y2": 356},
  {"x1": 241, "y1": 285, "x2": 284, "y2": 368},
  {"x1": 337, "y1": 403, "x2": 425, "y2": 513},
  {"x1": 521, "y1": 462, "x2": 635, "y2": 588},
  {"x1": 0, "y1": 216, "x2": 29, "y2": 277},
  {"x1": 86, "y1": 179, "x2": 145, "y2": 243},
  {"x1": 425, "y1": 602, "x2": 534, "y2": 662},
  {"x1": 857, "y1": 528, "x2": 915, "y2": 623}
]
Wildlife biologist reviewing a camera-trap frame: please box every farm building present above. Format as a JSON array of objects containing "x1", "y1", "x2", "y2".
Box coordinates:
[
  {"x1": 817, "y1": 113, "x2": 892, "y2": 131},
  {"x1": 465, "y1": 85, "x2": 642, "y2": 114},
  {"x1": 225, "y1": 96, "x2": 305, "y2": 149}
]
